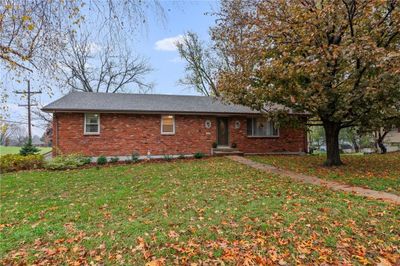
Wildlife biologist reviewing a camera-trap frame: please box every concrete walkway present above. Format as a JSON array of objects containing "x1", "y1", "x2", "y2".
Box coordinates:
[{"x1": 228, "y1": 156, "x2": 400, "y2": 205}]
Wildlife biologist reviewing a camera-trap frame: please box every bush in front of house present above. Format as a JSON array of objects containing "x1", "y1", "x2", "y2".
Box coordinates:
[
  {"x1": 97, "y1": 156, "x2": 107, "y2": 165},
  {"x1": 19, "y1": 140, "x2": 40, "y2": 156},
  {"x1": 132, "y1": 152, "x2": 140, "y2": 163},
  {"x1": 194, "y1": 152, "x2": 205, "y2": 159},
  {"x1": 163, "y1": 154, "x2": 173, "y2": 161},
  {"x1": 81, "y1": 157, "x2": 92, "y2": 164},
  {"x1": 0, "y1": 154, "x2": 44, "y2": 173},
  {"x1": 110, "y1": 157, "x2": 119, "y2": 163},
  {"x1": 45, "y1": 154, "x2": 91, "y2": 170}
]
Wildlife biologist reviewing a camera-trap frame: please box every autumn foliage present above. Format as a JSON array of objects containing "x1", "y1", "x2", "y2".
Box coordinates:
[{"x1": 212, "y1": 0, "x2": 400, "y2": 166}]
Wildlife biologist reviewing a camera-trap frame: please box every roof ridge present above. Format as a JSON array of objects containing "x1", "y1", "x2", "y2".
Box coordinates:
[
  {"x1": 70, "y1": 91, "x2": 211, "y2": 98},
  {"x1": 42, "y1": 91, "x2": 263, "y2": 114}
]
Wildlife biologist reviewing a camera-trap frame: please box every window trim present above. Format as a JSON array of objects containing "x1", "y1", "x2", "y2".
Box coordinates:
[
  {"x1": 84, "y1": 113, "x2": 100, "y2": 135},
  {"x1": 161, "y1": 115, "x2": 175, "y2": 135},
  {"x1": 247, "y1": 117, "x2": 279, "y2": 138}
]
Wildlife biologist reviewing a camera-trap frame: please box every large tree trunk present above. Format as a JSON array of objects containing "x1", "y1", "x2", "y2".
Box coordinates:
[
  {"x1": 323, "y1": 121, "x2": 343, "y2": 166},
  {"x1": 377, "y1": 140, "x2": 387, "y2": 154},
  {"x1": 375, "y1": 130, "x2": 388, "y2": 154}
]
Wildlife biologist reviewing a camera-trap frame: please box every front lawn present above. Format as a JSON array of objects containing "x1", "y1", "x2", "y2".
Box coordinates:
[
  {"x1": 1, "y1": 158, "x2": 399, "y2": 265},
  {"x1": 251, "y1": 153, "x2": 400, "y2": 195},
  {"x1": 0, "y1": 145, "x2": 52, "y2": 155}
]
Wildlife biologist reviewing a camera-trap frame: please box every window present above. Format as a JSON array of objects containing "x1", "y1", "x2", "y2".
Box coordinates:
[
  {"x1": 84, "y1": 113, "x2": 100, "y2": 134},
  {"x1": 161, "y1": 115, "x2": 175, "y2": 135},
  {"x1": 247, "y1": 118, "x2": 279, "y2": 137}
]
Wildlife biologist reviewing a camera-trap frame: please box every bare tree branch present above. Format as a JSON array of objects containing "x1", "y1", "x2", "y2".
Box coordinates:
[
  {"x1": 177, "y1": 32, "x2": 222, "y2": 97},
  {"x1": 1, "y1": 0, "x2": 165, "y2": 74},
  {"x1": 58, "y1": 32, "x2": 153, "y2": 94}
]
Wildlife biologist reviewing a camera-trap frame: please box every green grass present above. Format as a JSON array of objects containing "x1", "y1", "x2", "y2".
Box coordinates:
[
  {"x1": 1, "y1": 158, "x2": 399, "y2": 265},
  {"x1": 251, "y1": 153, "x2": 400, "y2": 195},
  {"x1": 0, "y1": 146, "x2": 51, "y2": 155}
]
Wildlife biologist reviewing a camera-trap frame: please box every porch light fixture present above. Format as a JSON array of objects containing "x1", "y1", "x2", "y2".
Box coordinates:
[{"x1": 234, "y1": 120, "x2": 241, "y2": 129}]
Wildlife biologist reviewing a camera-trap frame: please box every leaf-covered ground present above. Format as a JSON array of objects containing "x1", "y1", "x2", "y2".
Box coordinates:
[
  {"x1": 1, "y1": 158, "x2": 399, "y2": 265},
  {"x1": 251, "y1": 153, "x2": 400, "y2": 195}
]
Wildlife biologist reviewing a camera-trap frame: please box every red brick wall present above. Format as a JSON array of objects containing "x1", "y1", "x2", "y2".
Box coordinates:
[
  {"x1": 52, "y1": 113, "x2": 307, "y2": 156},
  {"x1": 229, "y1": 117, "x2": 307, "y2": 154}
]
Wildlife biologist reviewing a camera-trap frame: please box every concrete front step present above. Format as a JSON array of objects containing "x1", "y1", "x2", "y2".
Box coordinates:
[
  {"x1": 213, "y1": 150, "x2": 244, "y2": 156},
  {"x1": 212, "y1": 147, "x2": 239, "y2": 152}
]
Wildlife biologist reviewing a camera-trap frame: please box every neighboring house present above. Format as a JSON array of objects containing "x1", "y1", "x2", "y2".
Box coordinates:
[
  {"x1": 42, "y1": 92, "x2": 307, "y2": 159},
  {"x1": 384, "y1": 127, "x2": 400, "y2": 152}
]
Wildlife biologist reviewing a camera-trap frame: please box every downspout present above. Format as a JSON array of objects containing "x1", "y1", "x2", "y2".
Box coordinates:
[
  {"x1": 56, "y1": 113, "x2": 59, "y2": 156},
  {"x1": 305, "y1": 117, "x2": 309, "y2": 153},
  {"x1": 54, "y1": 112, "x2": 59, "y2": 156},
  {"x1": 306, "y1": 128, "x2": 309, "y2": 153}
]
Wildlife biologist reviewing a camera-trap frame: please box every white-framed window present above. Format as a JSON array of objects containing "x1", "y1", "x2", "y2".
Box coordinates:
[
  {"x1": 247, "y1": 118, "x2": 279, "y2": 137},
  {"x1": 161, "y1": 115, "x2": 175, "y2": 135},
  {"x1": 84, "y1": 113, "x2": 100, "y2": 134}
]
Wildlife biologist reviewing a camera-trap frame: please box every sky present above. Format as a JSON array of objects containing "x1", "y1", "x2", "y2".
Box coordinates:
[{"x1": 2, "y1": 1, "x2": 219, "y2": 137}]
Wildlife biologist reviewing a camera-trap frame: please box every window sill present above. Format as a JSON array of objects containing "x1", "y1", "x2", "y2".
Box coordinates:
[
  {"x1": 247, "y1": 135, "x2": 279, "y2": 139},
  {"x1": 161, "y1": 133, "x2": 175, "y2": 136},
  {"x1": 84, "y1": 133, "x2": 100, "y2": 136}
]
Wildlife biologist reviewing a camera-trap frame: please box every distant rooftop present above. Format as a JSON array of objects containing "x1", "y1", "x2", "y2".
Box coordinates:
[{"x1": 42, "y1": 91, "x2": 261, "y2": 115}]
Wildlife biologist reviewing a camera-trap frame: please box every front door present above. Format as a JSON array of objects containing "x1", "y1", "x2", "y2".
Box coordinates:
[{"x1": 217, "y1": 118, "x2": 229, "y2": 146}]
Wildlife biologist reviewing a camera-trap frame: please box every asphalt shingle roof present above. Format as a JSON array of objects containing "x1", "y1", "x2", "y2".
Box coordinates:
[{"x1": 42, "y1": 91, "x2": 260, "y2": 115}]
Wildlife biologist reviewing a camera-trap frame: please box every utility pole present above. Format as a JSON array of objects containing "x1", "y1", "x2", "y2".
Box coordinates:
[{"x1": 15, "y1": 80, "x2": 41, "y2": 141}]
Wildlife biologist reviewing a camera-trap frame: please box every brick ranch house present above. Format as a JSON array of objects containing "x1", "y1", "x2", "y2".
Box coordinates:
[{"x1": 42, "y1": 92, "x2": 307, "y2": 159}]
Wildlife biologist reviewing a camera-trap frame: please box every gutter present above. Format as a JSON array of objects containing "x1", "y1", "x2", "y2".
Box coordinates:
[{"x1": 41, "y1": 108, "x2": 308, "y2": 116}]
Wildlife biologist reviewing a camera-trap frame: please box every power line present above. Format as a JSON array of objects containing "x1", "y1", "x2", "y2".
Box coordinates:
[
  {"x1": 14, "y1": 80, "x2": 42, "y2": 141},
  {"x1": 0, "y1": 119, "x2": 27, "y2": 125},
  {"x1": 0, "y1": 119, "x2": 45, "y2": 129}
]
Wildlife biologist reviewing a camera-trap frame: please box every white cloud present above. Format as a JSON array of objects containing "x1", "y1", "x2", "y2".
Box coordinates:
[{"x1": 154, "y1": 35, "x2": 184, "y2": 52}]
